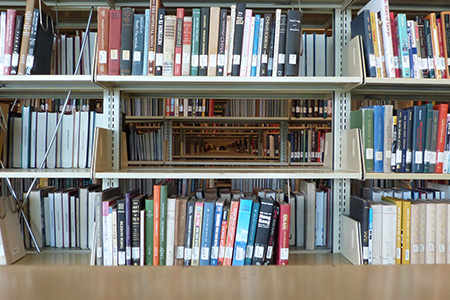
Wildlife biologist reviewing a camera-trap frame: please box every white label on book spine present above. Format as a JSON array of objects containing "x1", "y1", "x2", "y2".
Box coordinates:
[
  {"x1": 413, "y1": 244, "x2": 419, "y2": 253},
  {"x1": 421, "y1": 58, "x2": 428, "y2": 70},
  {"x1": 429, "y1": 58, "x2": 435, "y2": 70},
  {"x1": 425, "y1": 150, "x2": 430, "y2": 163},
  {"x1": 200, "y1": 55, "x2": 208, "y2": 67},
  {"x1": 397, "y1": 248, "x2": 401, "y2": 259},
  {"x1": 110, "y1": 49, "x2": 118, "y2": 60},
  {"x1": 225, "y1": 246, "x2": 233, "y2": 259},
  {"x1": 278, "y1": 53, "x2": 285, "y2": 64},
  {"x1": 289, "y1": 54, "x2": 297, "y2": 65},
  {"x1": 430, "y1": 152, "x2": 437, "y2": 164},
  {"x1": 12, "y1": 53, "x2": 19, "y2": 67},
  {"x1": 4, "y1": 54, "x2": 11, "y2": 67},
  {"x1": 439, "y1": 244, "x2": 445, "y2": 253},
  {"x1": 176, "y1": 246, "x2": 184, "y2": 259},
  {"x1": 149, "y1": 51, "x2": 155, "y2": 61},
  {"x1": 26, "y1": 55, "x2": 34, "y2": 68},
  {"x1": 192, "y1": 247, "x2": 200, "y2": 260},
  {"x1": 235, "y1": 247, "x2": 245, "y2": 261},
  {"x1": 218, "y1": 54, "x2": 226, "y2": 66},
  {"x1": 245, "y1": 245, "x2": 253, "y2": 258},
  {"x1": 406, "y1": 151, "x2": 412, "y2": 163},
  {"x1": 448, "y1": 58, "x2": 450, "y2": 66},
  {"x1": 97, "y1": 247, "x2": 102, "y2": 258},
  {"x1": 405, "y1": 249, "x2": 409, "y2": 261},
  {"x1": 280, "y1": 248, "x2": 289, "y2": 260},
  {"x1": 175, "y1": 53, "x2": 181, "y2": 64},
  {"x1": 99, "y1": 51, "x2": 107, "y2": 64},
  {"x1": 211, "y1": 246, "x2": 218, "y2": 259},
  {"x1": 218, "y1": 246, "x2": 225, "y2": 258},
  {"x1": 438, "y1": 152, "x2": 444, "y2": 163},
  {"x1": 191, "y1": 55, "x2": 199, "y2": 67},
  {"x1": 132, "y1": 247, "x2": 140, "y2": 259},
  {"x1": 385, "y1": 150, "x2": 391, "y2": 159},
  {"x1": 375, "y1": 151, "x2": 383, "y2": 161},
  {"x1": 261, "y1": 54, "x2": 268, "y2": 64},
  {"x1": 266, "y1": 246, "x2": 273, "y2": 259},
  {"x1": 251, "y1": 55, "x2": 257, "y2": 66},
  {"x1": 429, "y1": 244, "x2": 435, "y2": 251},
  {"x1": 133, "y1": 51, "x2": 141, "y2": 62},
  {"x1": 369, "y1": 54, "x2": 376, "y2": 68},
  {"x1": 118, "y1": 252, "x2": 125, "y2": 265},
  {"x1": 420, "y1": 244, "x2": 424, "y2": 252},
  {"x1": 156, "y1": 53, "x2": 163, "y2": 66},
  {"x1": 126, "y1": 246, "x2": 131, "y2": 259},
  {"x1": 254, "y1": 246, "x2": 264, "y2": 258},
  {"x1": 393, "y1": 56, "x2": 399, "y2": 69},
  {"x1": 184, "y1": 248, "x2": 192, "y2": 260},
  {"x1": 233, "y1": 54, "x2": 241, "y2": 65},
  {"x1": 209, "y1": 54, "x2": 217, "y2": 68},
  {"x1": 415, "y1": 151, "x2": 423, "y2": 164},
  {"x1": 183, "y1": 52, "x2": 190, "y2": 63},
  {"x1": 201, "y1": 247, "x2": 210, "y2": 260},
  {"x1": 391, "y1": 153, "x2": 396, "y2": 166},
  {"x1": 122, "y1": 50, "x2": 130, "y2": 61},
  {"x1": 366, "y1": 148, "x2": 373, "y2": 160},
  {"x1": 438, "y1": 57, "x2": 446, "y2": 70}
]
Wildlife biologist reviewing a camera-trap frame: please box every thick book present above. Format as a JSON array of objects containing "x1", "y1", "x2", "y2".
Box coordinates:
[
  {"x1": 276, "y1": 201, "x2": 290, "y2": 265},
  {"x1": 251, "y1": 197, "x2": 274, "y2": 265},
  {"x1": 412, "y1": 105, "x2": 427, "y2": 173},
  {"x1": 183, "y1": 199, "x2": 195, "y2": 266},
  {"x1": 147, "y1": 0, "x2": 160, "y2": 75},
  {"x1": 125, "y1": 188, "x2": 139, "y2": 265},
  {"x1": 25, "y1": 9, "x2": 39, "y2": 75},
  {"x1": 350, "y1": 196, "x2": 370, "y2": 264},
  {"x1": 389, "y1": 12, "x2": 400, "y2": 77},
  {"x1": 425, "y1": 13, "x2": 444, "y2": 79},
  {"x1": 144, "y1": 198, "x2": 154, "y2": 265},
  {"x1": 276, "y1": 14, "x2": 287, "y2": 77},
  {"x1": 155, "y1": 8, "x2": 165, "y2": 76},
  {"x1": 285, "y1": 10, "x2": 302, "y2": 76},
  {"x1": 190, "y1": 9, "x2": 200, "y2": 76},
  {"x1": 119, "y1": 8, "x2": 134, "y2": 75},
  {"x1": 131, "y1": 194, "x2": 146, "y2": 265},
  {"x1": 259, "y1": 14, "x2": 272, "y2": 76},
  {"x1": 231, "y1": 3, "x2": 246, "y2": 76},
  {"x1": 198, "y1": 8, "x2": 210, "y2": 76},
  {"x1": 108, "y1": 9, "x2": 122, "y2": 75},
  {"x1": 10, "y1": 14, "x2": 23, "y2": 75},
  {"x1": 131, "y1": 14, "x2": 145, "y2": 75},
  {"x1": 79, "y1": 184, "x2": 101, "y2": 250},
  {"x1": 199, "y1": 200, "x2": 215, "y2": 266},
  {"x1": 216, "y1": 9, "x2": 228, "y2": 76},
  {"x1": 232, "y1": 198, "x2": 253, "y2": 266},
  {"x1": 244, "y1": 198, "x2": 260, "y2": 265},
  {"x1": 239, "y1": 9, "x2": 253, "y2": 77},
  {"x1": 174, "y1": 196, "x2": 188, "y2": 266},
  {"x1": 18, "y1": 0, "x2": 38, "y2": 75},
  {"x1": 210, "y1": 198, "x2": 224, "y2": 266},
  {"x1": 351, "y1": 9, "x2": 376, "y2": 77},
  {"x1": 162, "y1": 15, "x2": 175, "y2": 76},
  {"x1": 434, "y1": 104, "x2": 449, "y2": 173},
  {"x1": 181, "y1": 16, "x2": 192, "y2": 76},
  {"x1": 29, "y1": 187, "x2": 55, "y2": 248},
  {"x1": 174, "y1": 8, "x2": 184, "y2": 76},
  {"x1": 223, "y1": 198, "x2": 240, "y2": 265},
  {"x1": 350, "y1": 108, "x2": 374, "y2": 173},
  {"x1": 97, "y1": 7, "x2": 110, "y2": 75},
  {"x1": 396, "y1": 14, "x2": 411, "y2": 78},
  {"x1": 382, "y1": 197, "x2": 403, "y2": 264}
]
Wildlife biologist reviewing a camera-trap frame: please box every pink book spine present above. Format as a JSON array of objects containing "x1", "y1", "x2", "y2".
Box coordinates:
[{"x1": 4, "y1": 9, "x2": 16, "y2": 75}]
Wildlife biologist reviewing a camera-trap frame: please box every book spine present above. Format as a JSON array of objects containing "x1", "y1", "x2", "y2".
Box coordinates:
[
  {"x1": 437, "y1": 18, "x2": 447, "y2": 79},
  {"x1": 264, "y1": 203, "x2": 279, "y2": 265},
  {"x1": 373, "y1": 106, "x2": 384, "y2": 173},
  {"x1": 131, "y1": 15, "x2": 145, "y2": 75},
  {"x1": 174, "y1": 8, "x2": 184, "y2": 76},
  {"x1": 444, "y1": 114, "x2": 450, "y2": 173},
  {"x1": 226, "y1": 5, "x2": 236, "y2": 76},
  {"x1": 252, "y1": 199, "x2": 273, "y2": 265},
  {"x1": 395, "y1": 110, "x2": 403, "y2": 172},
  {"x1": 416, "y1": 17, "x2": 430, "y2": 78},
  {"x1": 216, "y1": 9, "x2": 228, "y2": 76},
  {"x1": 256, "y1": 16, "x2": 264, "y2": 76},
  {"x1": 244, "y1": 201, "x2": 260, "y2": 265},
  {"x1": 108, "y1": 10, "x2": 122, "y2": 75},
  {"x1": 210, "y1": 202, "x2": 223, "y2": 266},
  {"x1": 435, "y1": 104, "x2": 449, "y2": 173},
  {"x1": 271, "y1": 9, "x2": 281, "y2": 77},
  {"x1": 198, "y1": 8, "x2": 210, "y2": 76},
  {"x1": 239, "y1": 9, "x2": 253, "y2": 77},
  {"x1": 250, "y1": 15, "x2": 261, "y2": 77},
  {"x1": 102, "y1": 202, "x2": 111, "y2": 266},
  {"x1": 389, "y1": 12, "x2": 400, "y2": 77},
  {"x1": 276, "y1": 203, "x2": 290, "y2": 265},
  {"x1": 153, "y1": 186, "x2": 160, "y2": 265},
  {"x1": 217, "y1": 207, "x2": 229, "y2": 266},
  {"x1": 444, "y1": 14, "x2": 450, "y2": 77},
  {"x1": 231, "y1": 3, "x2": 246, "y2": 76},
  {"x1": 405, "y1": 108, "x2": 413, "y2": 173},
  {"x1": 285, "y1": 10, "x2": 301, "y2": 76},
  {"x1": 412, "y1": 106, "x2": 426, "y2": 173},
  {"x1": 424, "y1": 19, "x2": 436, "y2": 78},
  {"x1": 224, "y1": 200, "x2": 240, "y2": 266},
  {"x1": 165, "y1": 197, "x2": 176, "y2": 266},
  {"x1": 181, "y1": 16, "x2": 192, "y2": 76},
  {"x1": 384, "y1": 105, "x2": 393, "y2": 172},
  {"x1": 120, "y1": 7, "x2": 134, "y2": 75},
  {"x1": 400, "y1": 108, "x2": 408, "y2": 172},
  {"x1": 174, "y1": 198, "x2": 187, "y2": 266},
  {"x1": 276, "y1": 14, "x2": 287, "y2": 77},
  {"x1": 424, "y1": 104, "x2": 433, "y2": 173},
  {"x1": 260, "y1": 14, "x2": 272, "y2": 76},
  {"x1": 191, "y1": 201, "x2": 204, "y2": 266},
  {"x1": 183, "y1": 201, "x2": 195, "y2": 266},
  {"x1": 17, "y1": 0, "x2": 36, "y2": 75},
  {"x1": 155, "y1": 8, "x2": 165, "y2": 76},
  {"x1": 142, "y1": 9, "x2": 150, "y2": 75},
  {"x1": 125, "y1": 195, "x2": 132, "y2": 265},
  {"x1": 199, "y1": 201, "x2": 215, "y2": 266},
  {"x1": 25, "y1": 9, "x2": 39, "y2": 75},
  {"x1": 10, "y1": 15, "x2": 23, "y2": 75},
  {"x1": 117, "y1": 199, "x2": 126, "y2": 265},
  {"x1": 430, "y1": 110, "x2": 439, "y2": 173},
  {"x1": 131, "y1": 198, "x2": 141, "y2": 265},
  {"x1": 232, "y1": 199, "x2": 253, "y2": 266},
  {"x1": 162, "y1": 15, "x2": 176, "y2": 76},
  {"x1": 207, "y1": 7, "x2": 220, "y2": 76},
  {"x1": 190, "y1": 9, "x2": 200, "y2": 76},
  {"x1": 3, "y1": 10, "x2": 17, "y2": 75},
  {"x1": 147, "y1": 0, "x2": 159, "y2": 75},
  {"x1": 159, "y1": 185, "x2": 168, "y2": 265},
  {"x1": 397, "y1": 14, "x2": 411, "y2": 78}
]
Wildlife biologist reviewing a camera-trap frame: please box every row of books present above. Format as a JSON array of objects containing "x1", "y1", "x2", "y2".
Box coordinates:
[
  {"x1": 288, "y1": 129, "x2": 328, "y2": 163},
  {"x1": 94, "y1": 184, "x2": 291, "y2": 266},
  {"x1": 353, "y1": 0, "x2": 450, "y2": 79},
  {"x1": 291, "y1": 99, "x2": 332, "y2": 119},
  {"x1": 125, "y1": 125, "x2": 163, "y2": 162},
  {"x1": 4, "y1": 103, "x2": 104, "y2": 169},
  {"x1": 97, "y1": 4, "x2": 321, "y2": 77},
  {"x1": 351, "y1": 182, "x2": 450, "y2": 265},
  {"x1": 351, "y1": 103, "x2": 450, "y2": 173}
]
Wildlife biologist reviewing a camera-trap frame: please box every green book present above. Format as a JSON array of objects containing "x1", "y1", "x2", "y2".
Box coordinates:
[
  {"x1": 145, "y1": 198, "x2": 154, "y2": 265},
  {"x1": 350, "y1": 108, "x2": 374, "y2": 173},
  {"x1": 159, "y1": 183, "x2": 168, "y2": 265},
  {"x1": 190, "y1": 8, "x2": 200, "y2": 76},
  {"x1": 423, "y1": 103, "x2": 433, "y2": 173}
]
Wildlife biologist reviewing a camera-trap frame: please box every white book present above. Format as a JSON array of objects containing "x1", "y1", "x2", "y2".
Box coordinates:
[
  {"x1": 21, "y1": 106, "x2": 31, "y2": 169},
  {"x1": 369, "y1": 201, "x2": 382, "y2": 265},
  {"x1": 88, "y1": 192, "x2": 97, "y2": 250},
  {"x1": 300, "y1": 33, "x2": 306, "y2": 76},
  {"x1": 78, "y1": 110, "x2": 90, "y2": 168},
  {"x1": 79, "y1": 188, "x2": 88, "y2": 249},
  {"x1": 326, "y1": 35, "x2": 334, "y2": 76},
  {"x1": 66, "y1": 36, "x2": 74, "y2": 75},
  {"x1": 425, "y1": 202, "x2": 436, "y2": 264},
  {"x1": 256, "y1": 16, "x2": 264, "y2": 77},
  {"x1": 239, "y1": 9, "x2": 252, "y2": 77},
  {"x1": 62, "y1": 192, "x2": 71, "y2": 248},
  {"x1": 74, "y1": 35, "x2": 81, "y2": 74},
  {"x1": 36, "y1": 112, "x2": 47, "y2": 168},
  {"x1": 112, "y1": 209, "x2": 118, "y2": 266},
  {"x1": 223, "y1": 15, "x2": 230, "y2": 77},
  {"x1": 381, "y1": 202, "x2": 396, "y2": 265},
  {"x1": 314, "y1": 33, "x2": 326, "y2": 76},
  {"x1": 315, "y1": 189, "x2": 324, "y2": 247},
  {"x1": 89, "y1": 32, "x2": 97, "y2": 75},
  {"x1": 46, "y1": 112, "x2": 58, "y2": 169},
  {"x1": 103, "y1": 207, "x2": 112, "y2": 266},
  {"x1": 56, "y1": 112, "x2": 62, "y2": 168},
  {"x1": 340, "y1": 215, "x2": 362, "y2": 265},
  {"x1": 435, "y1": 202, "x2": 447, "y2": 264},
  {"x1": 61, "y1": 34, "x2": 67, "y2": 74},
  {"x1": 246, "y1": 16, "x2": 255, "y2": 77},
  {"x1": 73, "y1": 111, "x2": 80, "y2": 168},
  {"x1": 163, "y1": 15, "x2": 176, "y2": 76},
  {"x1": 70, "y1": 196, "x2": 77, "y2": 248},
  {"x1": 418, "y1": 202, "x2": 426, "y2": 264},
  {"x1": 226, "y1": 5, "x2": 236, "y2": 76},
  {"x1": 306, "y1": 34, "x2": 314, "y2": 76},
  {"x1": 29, "y1": 111, "x2": 37, "y2": 168},
  {"x1": 61, "y1": 113, "x2": 74, "y2": 168},
  {"x1": 358, "y1": 0, "x2": 395, "y2": 78},
  {"x1": 166, "y1": 196, "x2": 176, "y2": 266},
  {"x1": 54, "y1": 192, "x2": 63, "y2": 248},
  {"x1": 384, "y1": 105, "x2": 394, "y2": 172},
  {"x1": 82, "y1": 32, "x2": 90, "y2": 75},
  {"x1": 87, "y1": 111, "x2": 96, "y2": 168},
  {"x1": 181, "y1": 16, "x2": 192, "y2": 76},
  {"x1": 272, "y1": 9, "x2": 281, "y2": 77},
  {"x1": 300, "y1": 180, "x2": 316, "y2": 250},
  {"x1": 0, "y1": 12, "x2": 6, "y2": 75},
  {"x1": 140, "y1": 210, "x2": 145, "y2": 266},
  {"x1": 29, "y1": 190, "x2": 45, "y2": 248},
  {"x1": 44, "y1": 196, "x2": 51, "y2": 247},
  {"x1": 293, "y1": 191, "x2": 305, "y2": 247},
  {"x1": 410, "y1": 202, "x2": 420, "y2": 264},
  {"x1": 76, "y1": 195, "x2": 80, "y2": 247},
  {"x1": 49, "y1": 193, "x2": 56, "y2": 247}
]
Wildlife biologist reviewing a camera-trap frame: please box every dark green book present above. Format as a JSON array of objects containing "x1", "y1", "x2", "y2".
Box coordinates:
[
  {"x1": 198, "y1": 7, "x2": 209, "y2": 76},
  {"x1": 120, "y1": 7, "x2": 134, "y2": 75},
  {"x1": 159, "y1": 182, "x2": 168, "y2": 265},
  {"x1": 190, "y1": 8, "x2": 200, "y2": 76},
  {"x1": 350, "y1": 108, "x2": 374, "y2": 173},
  {"x1": 145, "y1": 198, "x2": 154, "y2": 265},
  {"x1": 430, "y1": 110, "x2": 439, "y2": 173}
]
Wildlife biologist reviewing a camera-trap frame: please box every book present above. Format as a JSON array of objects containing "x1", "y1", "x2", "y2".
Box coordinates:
[
  {"x1": 108, "y1": 9, "x2": 122, "y2": 75},
  {"x1": 217, "y1": 206, "x2": 229, "y2": 266},
  {"x1": 232, "y1": 198, "x2": 253, "y2": 266},
  {"x1": 412, "y1": 105, "x2": 427, "y2": 173},
  {"x1": 165, "y1": 195, "x2": 176, "y2": 266},
  {"x1": 174, "y1": 8, "x2": 184, "y2": 76},
  {"x1": 223, "y1": 198, "x2": 240, "y2": 265},
  {"x1": 147, "y1": 0, "x2": 160, "y2": 75},
  {"x1": 97, "y1": 7, "x2": 110, "y2": 75},
  {"x1": 231, "y1": 3, "x2": 246, "y2": 76},
  {"x1": 252, "y1": 197, "x2": 274, "y2": 265},
  {"x1": 3, "y1": 10, "x2": 16, "y2": 75},
  {"x1": 207, "y1": 7, "x2": 220, "y2": 76},
  {"x1": 216, "y1": 9, "x2": 228, "y2": 76},
  {"x1": 244, "y1": 198, "x2": 260, "y2": 265},
  {"x1": 199, "y1": 200, "x2": 215, "y2": 266},
  {"x1": 350, "y1": 196, "x2": 370, "y2": 264},
  {"x1": 131, "y1": 194, "x2": 146, "y2": 265},
  {"x1": 162, "y1": 15, "x2": 176, "y2": 76},
  {"x1": 351, "y1": 108, "x2": 374, "y2": 173},
  {"x1": 285, "y1": 10, "x2": 302, "y2": 76},
  {"x1": 158, "y1": 183, "x2": 168, "y2": 265},
  {"x1": 264, "y1": 201, "x2": 279, "y2": 265},
  {"x1": 144, "y1": 198, "x2": 154, "y2": 265},
  {"x1": 10, "y1": 14, "x2": 23, "y2": 75},
  {"x1": 181, "y1": 16, "x2": 192, "y2": 76},
  {"x1": 131, "y1": 14, "x2": 145, "y2": 75},
  {"x1": 276, "y1": 200, "x2": 290, "y2": 265},
  {"x1": 239, "y1": 9, "x2": 253, "y2": 77},
  {"x1": 174, "y1": 196, "x2": 188, "y2": 266},
  {"x1": 155, "y1": 8, "x2": 165, "y2": 76},
  {"x1": 198, "y1": 8, "x2": 210, "y2": 76},
  {"x1": 190, "y1": 9, "x2": 200, "y2": 76},
  {"x1": 276, "y1": 14, "x2": 287, "y2": 76},
  {"x1": 183, "y1": 199, "x2": 195, "y2": 266},
  {"x1": 434, "y1": 104, "x2": 449, "y2": 173},
  {"x1": 351, "y1": 9, "x2": 377, "y2": 77},
  {"x1": 191, "y1": 199, "x2": 204, "y2": 266}
]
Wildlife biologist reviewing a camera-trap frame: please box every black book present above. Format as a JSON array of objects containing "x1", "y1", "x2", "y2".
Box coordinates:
[
  {"x1": 264, "y1": 201, "x2": 279, "y2": 265},
  {"x1": 131, "y1": 194, "x2": 146, "y2": 265},
  {"x1": 116, "y1": 198, "x2": 126, "y2": 265},
  {"x1": 349, "y1": 196, "x2": 370, "y2": 265},
  {"x1": 31, "y1": 12, "x2": 55, "y2": 75},
  {"x1": 216, "y1": 8, "x2": 228, "y2": 76},
  {"x1": 423, "y1": 19, "x2": 435, "y2": 78},
  {"x1": 400, "y1": 108, "x2": 408, "y2": 172},
  {"x1": 267, "y1": 21, "x2": 275, "y2": 76},
  {"x1": 231, "y1": 3, "x2": 246, "y2": 76},
  {"x1": 259, "y1": 14, "x2": 272, "y2": 76},
  {"x1": 444, "y1": 15, "x2": 450, "y2": 77},
  {"x1": 313, "y1": 99, "x2": 319, "y2": 117},
  {"x1": 405, "y1": 107, "x2": 413, "y2": 173},
  {"x1": 351, "y1": 10, "x2": 376, "y2": 78},
  {"x1": 131, "y1": 14, "x2": 145, "y2": 75},
  {"x1": 26, "y1": 9, "x2": 39, "y2": 75},
  {"x1": 155, "y1": 8, "x2": 165, "y2": 76},
  {"x1": 291, "y1": 99, "x2": 296, "y2": 118},
  {"x1": 10, "y1": 15, "x2": 24, "y2": 75},
  {"x1": 310, "y1": 129, "x2": 317, "y2": 163},
  {"x1": 184, "y1": 199, "x2": 195, "y2": 266},
  {"x1": 276, "y1": 14, "x2": 287, "y2": 76},
  {"x1": 120, "y1": 7, "x2": 134, "y2": 75},
  {"x1": 199, "y1": 7, "x2": 210, "y2": 76},
  {"x1": 285, "y1": 10, "x2": 302, "y2": 76},
  {"x1": 415, "y1": 16, "x2": 430, "y2": 79},
  {"x1": 307, "y1": 99, "x2": 313, "y2": 117},
  {"x1": 251, "y1": 197, "x2": 274, "y2": 265}
]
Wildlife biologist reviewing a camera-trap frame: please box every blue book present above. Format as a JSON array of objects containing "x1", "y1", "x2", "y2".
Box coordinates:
[
  {"x1": 407, "y1": 21, "x2": 417, "y2": 79},
  {"x1": 199, "y1": 200, "x2": 215, "y2": 266},
  {"x1": 142, "y1": 9, "x2": 150, "y2": 75},
  {"x1": 351, "y1": 10, "x2": 376, "y2": 77},
  {"x1": 396, "y1": 14, "x2": 411, "y2": 78},
  {"x1": 370, "y1": 106, "x2": 385, "y2": 173},
  {"x1": 250, "y1": 15, "x2": 261, "y2": 77},
  {"x1": 412, "y1": 105, "x2": 427, "y2": 173},
  {"x1": 232, "y1": 198, "x2": 253, "y2": 266},
  {"x1": 315, "y1": 189, "x2": 324, "y2": 246},
  {"x1": 244, "y1": 199, "x2": 260, "y2": 265},
  {"x1": 131, "y1": 14, "x2": 145, "y2": 75},
  {"x1": 210, "y1": 199, "x2": 224, "y2": 266}
]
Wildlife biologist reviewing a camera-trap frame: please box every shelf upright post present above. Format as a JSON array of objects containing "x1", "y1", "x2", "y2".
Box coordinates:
[
  {"x1": 280, "y1": 121, "x2": 289, "y2": 164},
  {"x1": 332, "y1": 7, "x2": 352, "y2": 254}
]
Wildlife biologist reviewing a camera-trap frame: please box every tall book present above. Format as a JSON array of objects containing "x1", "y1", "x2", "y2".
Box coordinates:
[
  {"x1": 384, "y1": 105, "x2": 394, "y2": 172},
  {"x1": 244, "y1": 198, "x2": 260, "y2": 265},
  {"x1": 223, "y1": 198, "x2": 240, "y2": 265},
  {"x1": 25, "y1": 9, "x2": 38, "y2": 75},
  {"x1": 190, "y1": 9, "x2": 200, "y2": 76},
  {"x1": 252, "y1": 197, "x2": 274, "y2": 265},
  {"x1": 144, "y1": 198, "x2": 154, "y2": 265},
  {"x1": 276, "y1": 14, "x2": 287, "y2": 76},
  {"x1": 226, "y1": 5, "x2": 236, "y2": 76},
  {"x1": 216, "y1": 9, "x2": 228, "y2": 76},
  {"x1": 3, "y1": 10, "x2": 16, "y2": 75},
  {"x1": 412, "y1": 105, "x2": 427, "y2": 173},
  {"x1": 198, "y1": 8, "x2": 210, "y2": 76},
  {"x1": 97, "y1": 7, "x2": 110, "y2": 75},
  {"x1": 396, "y1": 14, "x2": 411, "y2": 78},
  {"x1": 424, "y1": 13, "x2": 444, "y2": 79},
  {"x1": 239, "y1": 9, "x2": 253, "y2": 77},
  {"x1": 285, "y1": 10, "x2": 302, "y2": 76},
  {"x1": 260, "y1": 14, "x2": 272, "y2": 76},
  {"x1": 231, "y1": 3, "x2": 246, "y2": 76},
  {"x1": 181, "y1": 16, "x2": 192, "y2": 76},
  {"x1": 264, "y1": 201, "x2": 279, "y2": 265},
  {"x1": 131, "y1": 194, "x2": 146, "y2": 265},
  {"x1": 10, "y1": 14, "x2": 23, "y2": 75},
  {"x1": 206, "y1": 7, "x2": 220, "y2": 76},
  {"x1": 108, "y1": 9, "x2": 122, "y2": 75},
  {"x1": 174, "y1": 196, "x2": 188, "y2": 266},
  {"x1": 155, "y1": 8, "x2": 165, "y2": 76},
  {"x1": 434, "y1": 104, "x2": 449, "y2": 173},
  {"x1": 271, "y1": 9, "x2": 281, "y2": 77},
  {"x1": 147, "y1": 0, "x2": 160, "y2": 75},
  {"x1": 350, "y1": 196, "x2": 370, "y2": 264},
  {"x1": 125, "y1": 188, "x2": 139, "y2": 265},
  {"x1": 159, "y1": 183, "x2": 168, "y2": 265},
  {"x1": 199, "y1": 200, "x2": 215, "y2": 266},
  {"x1": 165, "y1": 196, "x2": 176, "y2": 266},
  {"x1": 250, "y1": 15, "x2": 261, "y2": 77},
  {"x1": 276, "y1": 201, "x2": 290, "y2": 265},
  {"x1": 232, "y1": 198, "x2": 253, "y2": 266},
  {"x1": 18, "y1": 0, "x2": 38, "y2": 75},
  {"x1": 174, "y1": 8, "x2": 184, "y2": 76},
  {"x1": 119, "y1": 7, "x2": 134, "y2": 75},
  {"x1": 351, "y1": 10, "x2": 377, "y2": 77},
  {"x1": 131, "y1": 14, "x2": 145, "y2": 75},
  {"x1": 162, "y1": 15, "x2": 176, "y2": 76},
  {"x1": 191, "y1": 200, "x2": 204, "y2": 266},
  {"x1": 183, "y1": 199, "x2": 195, "y2": 266}
]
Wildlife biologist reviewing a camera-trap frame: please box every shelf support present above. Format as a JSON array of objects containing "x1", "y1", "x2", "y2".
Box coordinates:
[
  {"x1": 164, "y1": 120, "x2": 173, "y2": 162},
  {"x1": 280, "y1": 121, "x2": 289, "y2": 164}
]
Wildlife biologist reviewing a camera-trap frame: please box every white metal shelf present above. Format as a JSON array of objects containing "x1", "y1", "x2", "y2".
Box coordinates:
[
  {"x1": 0, "y1": 168, "x2": 92, "y2": 179},
  {"x1": 365, "y1": 172, "x2": 450, "y2": 180}
]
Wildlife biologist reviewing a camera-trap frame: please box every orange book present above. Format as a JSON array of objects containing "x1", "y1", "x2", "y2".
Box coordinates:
[
  {"x1": 223, "y1": 199, "x2": 240, "y2": 266},
  {"x1": 436, "y1": 18, "x2": 447, "y2": 78},
  {"x1": 174, "y1": 8, "x2": 185, "y2": 76},
  {"x1": 433, "y1": 104, "x2": 449, "y2": 173},
  {"x1": 97, "y1": 7, "x2": 110, "y2": 75},
  {"x1": 209, "y1": 99, "x2": 215, "y2": 116},
  {"x1": 108, "y1": 9, "x2": 122, "y2": 75},
  {"x1": 217, "y1": 206, "x2": 229, "y2": 266},
  {"x1": 441, "y1": 12, "x2": 450, "y2": 79},
  {"x1": 424, "y1": 13, "x2": 443, "y2": 79},
  {"x1": 153, "y1": 184, "x2": 161, "y2": 265}
]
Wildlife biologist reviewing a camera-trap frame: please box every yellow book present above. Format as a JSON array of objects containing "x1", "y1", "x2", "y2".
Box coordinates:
[
  {"x1": 382, "y1": 196, "x2": 402, "y2": 264},
  {"x1": 370, "y1": 12, "x2": 381, "y2": 77},
  {"x1": 401, "y1": 200, "x2": 411, "y2": 265}
]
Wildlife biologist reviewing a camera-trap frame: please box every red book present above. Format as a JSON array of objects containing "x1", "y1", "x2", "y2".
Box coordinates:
[
  {"x1": 317, "y1": 131, "x2": 321, "y2": 163},
  {"x1": 97, "y1": 7, "x2": 110, "y2": 75},
  {"x1": 174, "y1": 8, "x2": 184, "y2": 76},
  {"x1": 390, "y1": 12, "x2": 401, "y2": 78},
  {"x1": 275, "y1": 201, "x2": 290, "y2": 266},
  {"x1": 217, "y1": 207, "x2": 229, "y2": 266},
  {"x1": 153, "y1": 185, "x2": 161, "y2": 266},
  {"x1": 437, "y1": 18, "x2": 447, "y2": 79},
  {"x1": 3, "y1": 10, "x2": 16, "y2": 75},
  {"x1": 165, "y1": 98, "x2": 170, "y2": 116},
  {"x1": 108, "y1": 9, "x2": 122, "y2": 75},
  {"x1": 434, "y1": 104, "x2": 448, "y2": 173},
  {"x1": 208, "y1": 99, "x2": 215, "y2": 116},
  {"x1": 223, "y1": 199, "x2": 240, "y2": 266},
  {"x1": 181, "y1": 16, "x2": 192, "y2": 76}
]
